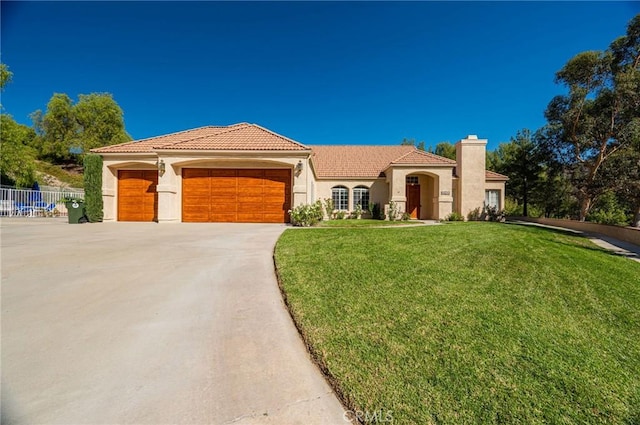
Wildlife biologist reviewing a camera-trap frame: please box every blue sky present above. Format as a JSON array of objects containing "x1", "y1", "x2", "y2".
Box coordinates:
[{"x1": 1, "y1": 1, "x2": 638, "y2": 151}]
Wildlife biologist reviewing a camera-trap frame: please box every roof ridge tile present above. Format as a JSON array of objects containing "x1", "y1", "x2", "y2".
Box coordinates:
[{"x1": 153, "y1": 123, "x2": 250, "y2": 149}]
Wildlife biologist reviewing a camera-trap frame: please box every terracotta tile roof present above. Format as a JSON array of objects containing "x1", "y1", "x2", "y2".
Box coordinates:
[
  {"x1": 91, "y1": 123, "x2": 309, "y2": 153},
  {"x1": 485, "y1": 170, "x2": 509, "y2": 180},
  {"x1": 391, "y1": 149, "x2": 456, "y2": 165},
  {"x1": 310, "y1": 146, "x2": 455, "y2": 178}
]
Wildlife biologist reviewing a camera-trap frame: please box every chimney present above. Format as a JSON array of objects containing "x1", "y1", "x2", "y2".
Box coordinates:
[{"x1": 455, "y1": 135, "x2": 487, "y2": 218}]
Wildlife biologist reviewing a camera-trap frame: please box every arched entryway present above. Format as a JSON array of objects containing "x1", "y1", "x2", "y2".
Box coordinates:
[{"x1": 405, "y1": 173, "x2": 439, "y2": 219}]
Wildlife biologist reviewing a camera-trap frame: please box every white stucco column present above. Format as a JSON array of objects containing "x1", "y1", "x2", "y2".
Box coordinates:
[
  {"x1": 101, "y1": 163, "x2": 117, "y2": 221},
  {"x1": 292, "y1": 158, "x2": 310, "y2": 207},
  {"x1": 435, "y1": 170, "x2": 453, "y2": 219},
  {"x1": 156, "y1": 158, "x2": 179, "y2": 222},
  {"x1": 386, "y1": 168, "x2": 407, "y2": 218}
]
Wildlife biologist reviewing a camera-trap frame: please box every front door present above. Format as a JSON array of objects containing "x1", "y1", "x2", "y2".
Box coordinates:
[{"x1": 406, "y1": 184, "x2": 420, "y2": 219}]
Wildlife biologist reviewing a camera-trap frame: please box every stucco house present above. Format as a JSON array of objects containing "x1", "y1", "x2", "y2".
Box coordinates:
[{"x1": 92, "y1": 123, "x2": 507, "y2": 223}]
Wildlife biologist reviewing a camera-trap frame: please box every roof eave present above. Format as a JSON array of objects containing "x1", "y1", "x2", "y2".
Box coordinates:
[
  {"x1": 91, "y1": 151, "x2": 155, "y2": 155},
  {"x1": 315, "y1": 175, "x2": 386, "y2": 180},
  {"x1": 151, "y1": 148, "x2": 312, "y2": 155},
  {"x1": 389, "y1": 162, "x2": 456, "y2": 167}
]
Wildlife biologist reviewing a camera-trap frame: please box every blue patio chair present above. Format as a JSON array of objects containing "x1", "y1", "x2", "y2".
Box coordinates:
[{"x1": 15, "y1": 202, "x2": 34, "y2": 216}]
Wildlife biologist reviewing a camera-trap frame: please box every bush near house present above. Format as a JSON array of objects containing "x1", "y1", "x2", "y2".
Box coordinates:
[
  {"x1": 289, "y1": 201, "x2": 323, "y2": 227},
  {"x1": 83, "y1": 154, "x2": 103, "y2": 222}
]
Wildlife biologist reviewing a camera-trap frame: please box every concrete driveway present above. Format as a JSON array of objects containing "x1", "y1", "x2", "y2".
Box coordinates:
[{"x1": 1, "y1": 219, "x2": 348, "y2": 424}]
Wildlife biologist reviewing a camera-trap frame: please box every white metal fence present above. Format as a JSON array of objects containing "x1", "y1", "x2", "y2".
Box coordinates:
[{"x1": 0, "y1": 187, "x2": 85, "y2": 217}]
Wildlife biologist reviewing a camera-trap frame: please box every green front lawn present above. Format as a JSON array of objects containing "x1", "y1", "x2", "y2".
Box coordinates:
[
  {"x1": 318, "y1": 219, "x2": 417, "y2": 227},
  {"x1": 274, "y1": 223, "x2": 640, "y2": 424}
]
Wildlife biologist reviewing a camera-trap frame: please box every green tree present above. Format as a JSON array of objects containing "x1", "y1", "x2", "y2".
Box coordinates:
[
  {"x1": 492, "y1": 129, "x2": 543, "y2": 217},
  {"x1": 428, "y1": 142, "x2": 456, "y2": 160},
  {"x1": 0, "y1": 64, "x2": 37, "y2": 187},
  {"x1": 0, "y1": 114, "x2": 37, "y2": 187},
  {"x1": 31, "y1": 92, "x2": 131, "y2": 163},
  {"x1": 540, "y1": 15, "x2": 640, "y2": 220},
  {"x1": 601, "y1": 144, "x2": 640, "y2": 226},
  {"x1": 400, "y1": 138, "x2": 425, "y2": 151},
  {"x1": 31, "y1": 93, "x2": 77, "y2": 161},
  {"x1": 0, "y1": 63, "x2": 12, "y2": 90}
]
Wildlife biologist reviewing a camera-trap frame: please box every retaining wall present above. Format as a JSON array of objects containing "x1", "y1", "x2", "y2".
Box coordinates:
[{"x1": 513, "y1": 217, "x2": 640, "y2": 247}]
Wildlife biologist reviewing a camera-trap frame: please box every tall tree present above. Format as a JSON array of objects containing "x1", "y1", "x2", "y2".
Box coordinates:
[
  {"x1": 31, "y1": 92, "x2": 131, "y2": 163},
  {"x1": 0, "y1": 114, "x2": 37, "y2": 187},
  {"x1": 31, "y1": 93, "x2": 77, "y2": 161},
  {"x1": 540, "y1": 15, "x2": 640, "y2": 220},
  {"x1": 493, "y1": 129, "x2": 543, "y2": 216},
  {"x1": 0, "y1": 64, "x2": 37, "y2": 187}
]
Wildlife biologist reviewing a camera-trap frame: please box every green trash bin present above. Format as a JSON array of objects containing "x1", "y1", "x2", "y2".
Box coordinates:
[{"x1": 65, "y1": 200, "x2": 87, "y2": 224}]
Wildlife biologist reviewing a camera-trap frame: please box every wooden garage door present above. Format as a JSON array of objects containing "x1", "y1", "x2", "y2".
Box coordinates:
[
  {"x1": 118, "y1": 170, "x2": 158, "y2": 222},
  {"x1": 182, "y1": 168, "x2": 291, "y2": 223}
]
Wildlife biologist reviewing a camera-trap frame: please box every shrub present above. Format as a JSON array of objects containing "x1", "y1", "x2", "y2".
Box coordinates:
[
  {"x1": 388, "y1": 201, "x2": 400, "y2": 221},
  {"x1": 467, "y1": 207, "x2": 482, "y2": 221},
  {"x1": 351, "y1": 204, "x2": 363, "y2": 219},
  {"x1": 289, "y1": 201, "x2": 323, "y2": 227},
  {"x1": 445, "y1": 212, "x2": 465, "y2": 221},
  {"x1": 587, "y1": 192, "x2": 630, "y2": 226},
  {"x1": 484, "y1": 205, "x2": 506, "y2": 222},
  {"x1": 401, "y1": 212, "x2": 411, "y2": 221},
  {"x1": 335, "y1": 210, "x2": 347, "y2": 220},
  {"x1": 323, "y1": 198, "x2": 334, "y2": 219},
  {"x1": 83, "y1": 154, "x2": 103, "y2": 222},
  {"x1": 371, "y1": 202, "x2": 385, "y2": 220},
  {"x1": 504, "y1": 197, "x2": 522, "y2": 216},
  {"x1": 587, "y1": 209, "x2": 628, "y2": 226}
]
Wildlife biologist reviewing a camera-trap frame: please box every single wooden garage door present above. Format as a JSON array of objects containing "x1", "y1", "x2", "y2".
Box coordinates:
[
  {"x1": 118, "y1": 170, "x2": 158, "y2": 222},
  {"x1": 182, "y1": 168, "x2": 291, "y2": 223}
]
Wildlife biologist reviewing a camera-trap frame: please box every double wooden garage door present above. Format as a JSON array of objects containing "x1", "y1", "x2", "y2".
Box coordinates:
[{"x1": 182, "y1": 168, "x2": 291, "y2": 223}]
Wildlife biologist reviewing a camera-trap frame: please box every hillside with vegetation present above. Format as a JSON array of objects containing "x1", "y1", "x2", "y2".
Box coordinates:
[{"x1": 0, "y1": 64, "x2": 130, "y2": 189}]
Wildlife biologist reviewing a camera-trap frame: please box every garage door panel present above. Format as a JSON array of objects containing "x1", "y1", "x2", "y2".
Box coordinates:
[
  {"x1": 184, "y1": 168, "x2": 212, "y2": 178},
  {"x1": 184, "y1": 213, "x2": 211, "y2": 222},
  {"x1": 237, "y1": 213, "x2": 265, "y2": 222},
  {"x1": 210, "y1": 213, "x2": 238, "y2": 222},
  {"x1": 241, "y1": 186, "x2": 264, "y2": 195},
  {"x1": 210, "y1": 186, "x2": 238, "y2": 195},
  {"x1": 182, "y1": 168, "x2": 290, "y2": 223},
  {"x1": 118, "y1": 170, "x2": 158, "y2": 222},
  {"x1": 237, "y1": 202, "x2": 264, "y2": 211}
]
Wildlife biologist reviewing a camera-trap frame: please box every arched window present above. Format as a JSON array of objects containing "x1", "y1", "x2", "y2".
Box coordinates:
[
  {"x1": 353, "y1": 186, "x2": 370, "y2": 210},
  {"x1": 331, "y1": 186, "x2": 348, "y2": 211}
]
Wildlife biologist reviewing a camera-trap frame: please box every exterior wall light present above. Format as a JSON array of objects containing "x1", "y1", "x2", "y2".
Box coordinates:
[
  {"x1": 295, "y1": 160, "x2": 303, "y2": 173},
  {"x1": 157, "y1": 159, "x2": 166, "y2": 176}
]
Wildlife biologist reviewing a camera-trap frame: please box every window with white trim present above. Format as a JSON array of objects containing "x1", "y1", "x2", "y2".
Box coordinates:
[
  {"x1": 485, "y1": 190, "x2": 500, "y2": 209},
  {"x1": 353, "y1": 186, "x2": 370, "y2": 210},
  {"x1": 332, "y1": 186, "x2": 349, "y2": 211}
]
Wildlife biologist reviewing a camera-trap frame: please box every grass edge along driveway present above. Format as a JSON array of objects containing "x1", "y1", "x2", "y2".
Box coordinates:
[{"x1": 274, "y1": 223, "x2": 640, "y2": 424}]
